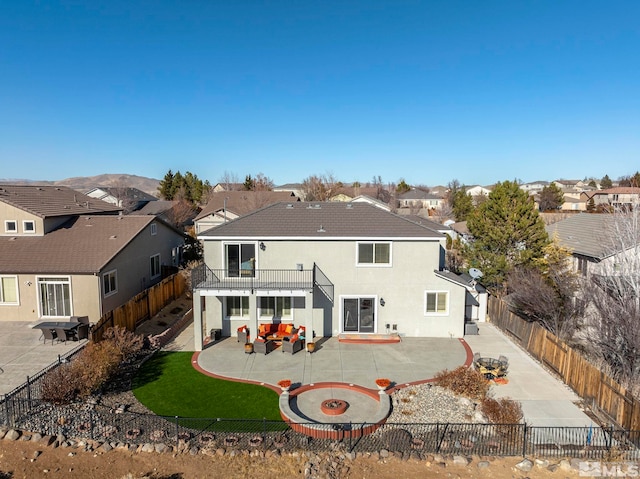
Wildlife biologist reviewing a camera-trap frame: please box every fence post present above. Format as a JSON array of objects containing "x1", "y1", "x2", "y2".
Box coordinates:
[
  {"x1": 3, "y1": 394, "x2": 9, "y2": 427},
  {"x1": 263, "y1": 417, "x2": 267, "y2": 450},
  {"x1": 175, "y1": 416, "x2": 180, "y2": 448},
  {"x1": 26, "y1": 376, "x2": 31, "y2": 410},
  {"x1": 608, "y1": 425, "x2": 614, "y2": 453},
  {"x1": 89, "y1": 408, "x2": 94, "y2": 441},
  {"x1": 522, "y1": 423, "x2": 528, "y2": 457}
]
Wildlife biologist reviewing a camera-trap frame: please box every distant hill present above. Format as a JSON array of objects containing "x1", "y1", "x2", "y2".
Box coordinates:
[{"x1": 0, "y1": 174, "x2": 160, "y2": 196}]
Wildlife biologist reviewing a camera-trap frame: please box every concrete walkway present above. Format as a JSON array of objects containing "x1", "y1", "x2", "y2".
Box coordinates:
[
  {"x1": 464, "y1": 323, "x2": 592, "y2": 427},
  {"x1": 0, "y1": 322, "x2": 86, "y2": 395}
]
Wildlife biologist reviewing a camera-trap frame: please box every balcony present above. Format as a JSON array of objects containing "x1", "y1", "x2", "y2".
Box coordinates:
[{"x1": 191, "y1": 263, "x2": 334, "y2": 302}]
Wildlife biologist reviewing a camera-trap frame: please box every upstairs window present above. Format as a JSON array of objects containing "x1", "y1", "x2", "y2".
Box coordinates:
[
  {"x1": 357, "y1": 242, "x2": 391, "y2": 265},
  {"x1": 4, "y1": 220, "x2": 17, "y2": 234},
  {"x1": 225, "y1": 243, "x2": 256, "y2": 277},
  {"x1": 23, "y1": 220, "x2": 35, "y2": 234},
  {"x1": 150, "y1": 223, "x2": 157, "y2": 235}
]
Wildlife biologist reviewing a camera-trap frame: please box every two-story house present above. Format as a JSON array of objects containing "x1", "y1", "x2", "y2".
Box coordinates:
[
  {"x1": 191, "y1": 202, "x2": 472, "y2": 351},
  {"x1": 0, "y1": 185, "x2": 185, "y2": 322}
]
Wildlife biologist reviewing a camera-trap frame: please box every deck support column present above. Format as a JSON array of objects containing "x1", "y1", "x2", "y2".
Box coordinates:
[{"x1": 193, "y1": 290, "x2": 203, "y2": 351}]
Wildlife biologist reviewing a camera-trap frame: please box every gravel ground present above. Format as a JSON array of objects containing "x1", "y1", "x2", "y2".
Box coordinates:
[{"x1": 386, "y1": 384, "x2": 486, "y2": 424}]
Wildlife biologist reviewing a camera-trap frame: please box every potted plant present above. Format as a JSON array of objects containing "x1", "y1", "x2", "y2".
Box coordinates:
[
  {"x1": 307, "y1": 342, "x2": 315, "y2": 353},
  {"x1": 375, "y1": 378, "x2": 391, "y2": 390},
  {"x1": 277, "y1": 379, "x2": 292, "y2": 392}
]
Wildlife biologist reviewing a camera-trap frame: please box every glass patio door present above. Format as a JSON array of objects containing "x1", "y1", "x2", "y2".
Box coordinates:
[
  {"x1": 225, "y1": 243, "x2": 255, "y2": 277},
  {"x1": 343, "y1": 297, "x2": 375, "y2": 333}
]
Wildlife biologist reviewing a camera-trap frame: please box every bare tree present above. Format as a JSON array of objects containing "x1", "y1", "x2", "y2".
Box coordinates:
[
  {"x1": 584, "y1": 202, "x2": 640, "y2": 389},
  {"x1": 218, "y1": 171, "x2": 240, "y2": 191},
  {"x1": 301, "y1": 173, "x2": 340, "y2": 201}
]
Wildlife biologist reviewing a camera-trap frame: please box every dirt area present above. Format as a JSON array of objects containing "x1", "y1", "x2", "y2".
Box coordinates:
[{"x1": 0, "y1": 439, "x2": 581, "y2": 479}]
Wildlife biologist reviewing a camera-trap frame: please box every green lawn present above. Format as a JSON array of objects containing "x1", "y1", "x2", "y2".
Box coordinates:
[{"x1": 132, "y1": 351, "x2": 282, "y2": 420}]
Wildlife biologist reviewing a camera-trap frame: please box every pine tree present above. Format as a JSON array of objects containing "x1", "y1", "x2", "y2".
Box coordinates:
[
  {"x1": 452, "y1": 189, "x2": 474, "y2": 221},
  {"x1": 466, "y1": 180, "x2": 549, "y2": 290},
  {"x1": 158, "y1": 170, "x2": 175, "y2": 200},
  {"x1": 601, "y1": 174, "x2": 613, "y2": 189},
  {"x1": 538, "y1": 183, "x2": 565, "y2": 211}
]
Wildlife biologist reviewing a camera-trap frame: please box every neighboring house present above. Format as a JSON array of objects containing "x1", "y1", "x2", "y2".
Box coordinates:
[
  {"x1": 194, "y1": 191, "x2": 298, "y2": 234},
  {"x1": 136, "y1": 200, "x2": 199, "y2": 230},
  {"x1": 331, "y1": 186, "x2": 391, "y2": 204},
  {"x1": 191, "y1": 202, "x2": 476, "y2": 351},
  {"x1": 85, "y1": 187, "x2": 157, "y2": 213},
  {"x1": 0, "y1": 185, "x2": 185, "y2": 322},
  {"x1": 447, "y1": 221, "x2": 472, "y2": 243},
  {"x1": 465, "y1": 185, "x2": 492, "y2": 198},
  {"x1": 587, "y1": 187, "x2": 640, "y2": 211},
  {"x1": 520, "y1": 181, "x2": 549, "y2": 195},
  {"x1": 212, "y1": 182, "x2": 244, "y2": 193},
  {"x1": 560, "y1": 194, "x2": 587, "y2": 211},
  {"x1": 350, "y1": 195, "x2": 391, "y2": 211},
  {"x1": 398, "y1": 189, "x2": 444, "y2": 210},
  {"x1": 273, "y1": 183, "x2": 304, "y2": 199},
  {"x1": 546, "y1": 213, "x2": 632, "y2": 276}
]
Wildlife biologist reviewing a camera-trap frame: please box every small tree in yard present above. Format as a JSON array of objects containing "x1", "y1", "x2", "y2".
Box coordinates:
[
  {"x1": 506, "y1": 239, "x2": 585, "y2": 340},
  {"x1": 538, "y1": 183, "x2": 565, "y2": 211}
]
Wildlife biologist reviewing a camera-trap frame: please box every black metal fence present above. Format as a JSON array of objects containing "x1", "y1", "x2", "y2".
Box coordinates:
[{"x1": 2, "y1": 348, "x2": 639, "y2": 459}]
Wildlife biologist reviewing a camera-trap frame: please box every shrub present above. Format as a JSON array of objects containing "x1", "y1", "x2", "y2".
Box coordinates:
[
  {"x1": 75, "y1": 340, "x2": 122, "y2": 397},
  {"x1": 481, "y1": 397, "x2": 523, "y2": 424},
  {"x1": 433, "y1": 366, "x2": 491, "y2": 401},
  {"x1": 101, "y1": 325, "x2": 144, "y2": 362},
  {"x1": 40, "y1": 363, "x2": 81, "y2": 404}
]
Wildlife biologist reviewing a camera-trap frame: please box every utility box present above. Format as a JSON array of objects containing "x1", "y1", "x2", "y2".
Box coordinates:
[
  {"x1": 210, "y1": 329, "x2": 222, "y2": 341},
  {"x1": 464, "y1": 322, "x2": 479, "y2": 335}
]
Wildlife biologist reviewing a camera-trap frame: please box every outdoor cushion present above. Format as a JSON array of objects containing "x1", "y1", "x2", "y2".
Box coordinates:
[
  {"x1": 259, "y1": 324, "x2": 268, "y2": 336},
  {"x1": 290, "y1": 333, "x2": 299, "y2": 342},
  {"x1": 285, "y1": 324, "x2": 294, "y2": 335}
]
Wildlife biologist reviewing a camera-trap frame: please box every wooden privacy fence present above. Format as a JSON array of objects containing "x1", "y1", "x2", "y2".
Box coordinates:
[
  {"x1": 91, "y1": 273, "x2": 187, "y2": 342},
  {"x1": 489, "y1": 297, "x2": 640, "y2": 431}
]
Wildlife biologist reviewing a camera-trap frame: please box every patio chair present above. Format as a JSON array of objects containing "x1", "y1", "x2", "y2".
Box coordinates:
[
  {"x1": 76, "y1": 324, "x2": 90, "y2": 341},
  {"x1": 473, "y1": 352, "x2": 481, "y2": 363},
  {"x1": 498, "y1": 355, "x2": 509, "y2": 372},
  {"x1": 54, "y1": 327, "x2": 70, "y2": 343},
  {"x1": 282, "y1": 334, "x2": 304, "y2": 354},
  {"x1": 42, "y1": 329, "x2": 57, "y2": 345},
  {"x1": 253, "y1": 338, "x2": 276, "y2": 355},
  {"x1": 237, "y1": 325, "x2": 249, "y2": 344}
]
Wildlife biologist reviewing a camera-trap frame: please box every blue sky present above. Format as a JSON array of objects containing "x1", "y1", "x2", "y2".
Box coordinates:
[{"x1": 1, "y1": 1, "x2": 638, "y2": 187}]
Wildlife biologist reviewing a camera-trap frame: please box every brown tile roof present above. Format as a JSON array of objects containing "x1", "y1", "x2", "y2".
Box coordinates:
[
  {"x1": 0, "y1": 185, "x2": 122, "y2": 217},
  {"x1": 0, "y1": 215, "x2": 158, "y2": 273},
  {"x1": 195, "y1": 191, "x2": 298, "y2": 221},
  {"x1": 591, "y1": 187, "x2": 640, "y2": 195},
  {"x1": 200, "y1": 202, "x2": 444, "y2": 239}
]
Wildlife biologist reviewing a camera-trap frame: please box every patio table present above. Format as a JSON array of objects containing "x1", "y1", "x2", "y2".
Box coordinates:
[
  {"x1": 32, "y1": 321, "x2": 81, "y2": 342},
  {"x1": 474, "y1": 357, "x2": 507, "y2": 379}
]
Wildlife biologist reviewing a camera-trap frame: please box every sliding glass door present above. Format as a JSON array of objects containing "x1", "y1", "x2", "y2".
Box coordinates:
[{"x1": 342, "y1": 297, "x2": 375, "y2": 333}]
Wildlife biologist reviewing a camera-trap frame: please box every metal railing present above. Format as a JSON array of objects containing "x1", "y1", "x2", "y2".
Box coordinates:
[{"x1": 191, "y1": 264, "x2": 314, "y2": 292}]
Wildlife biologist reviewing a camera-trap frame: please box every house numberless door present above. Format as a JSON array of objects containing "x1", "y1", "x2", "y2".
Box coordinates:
[{"x1": 342, "y1": 297, "x2": 375, "y2": 333}]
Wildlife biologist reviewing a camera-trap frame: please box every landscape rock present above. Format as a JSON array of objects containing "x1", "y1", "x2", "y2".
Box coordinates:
[
  {"x1": 141, "y1": 443, "x2": 155, "y2": 453},
  {"x1": 379, "y1": 449, "x2": 390, "y2": 458},
  {"x1": 515, "y1": 458, "x2": 533, "y2": 472},
  {"x1": 453, "y1": 455, "x2": 469, "y2": 466},
  {"x1": 100, "y1": 442, "x2": 113, "y2": 452},
  {"x1": 4, "y1": 429, "x2": 21, "y2": 441},
  {"x1": 535, "y1": 458, "x2": 549, "y2": 468},
  {"x1": 559, "y1": 459, "x2": 572, "y2": 471},
  {"x1": 31, "y1": 433, "x2": 43, "y2": 442},
  {"x1": 477, "y1": 460, "x2": 490, "y2": 469},
  {"x1": 155, "y1": 443, "x2": 168, "y2": 453}
]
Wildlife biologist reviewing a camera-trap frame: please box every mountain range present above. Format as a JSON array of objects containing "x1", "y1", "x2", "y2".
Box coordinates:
[{"x1": 0, "y1": 174, "x2": 160, "y2": 196}]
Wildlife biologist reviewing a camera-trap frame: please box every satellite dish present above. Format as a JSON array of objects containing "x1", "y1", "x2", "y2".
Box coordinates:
[{"x1": 469, "y1": 268, "x2": 484, "y2": 280}]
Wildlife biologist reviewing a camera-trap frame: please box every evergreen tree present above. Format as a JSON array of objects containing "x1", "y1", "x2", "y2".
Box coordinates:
[
  {"x1": 452, "y1": 189, "x2": 474, "y2": 221},
  {"x1": 396, "y1": 179, "x2": 411, "y2": 194},
  {"x1": 538, "y1": 183, "x2": 565, "y2": 211},
  {"x1": 466, "y1": 180, "x2": 549, "y2": 291},
  {"x1": 587, "y1": 196, "x2": 596, "y2": 212},
  {"x1": 158, "y1": 170, "x2": 175, "y2": 200},
  {"x1": 243, "y1": 175, "x2": 255, "y2": 191},
  {"x1": 601, "y1": 174, "x2": 613, "y2": 189}
]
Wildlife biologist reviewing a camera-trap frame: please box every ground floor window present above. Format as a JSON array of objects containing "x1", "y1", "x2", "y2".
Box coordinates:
[
  {"x1": 150, "y1": 254, "x2": 161, "y2": 279},
  {"x1": 225, "y1": 296, "x2": 249, "y2": 318},
  {"x1": 38, "y1": 277, "x2": 72, "y2": 317},
  {"x1": 103, "y1": 270, "x2": 117, "y2": 297},
  {"x1": 342, "y1": 297, "x2": 375, "y2": 333},
  {"x1": 425, "y1": 291, "x2": 448, "y2": 314},
  {"x1": 259, "y1": 296, "x2": 292, "y2": 319},
  {"x1": 0, "y1": 276, "x2": 18, "y2": 304}
]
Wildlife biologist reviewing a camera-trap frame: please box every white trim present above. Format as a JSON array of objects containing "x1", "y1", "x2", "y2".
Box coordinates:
[
  {"x1": 424, "y1": 290, "x2": 449, "y2": 315},
  {"x1": 221, "y1": 241, "x2": 259, "y2": 278},
  {"x1": 36, "y1": 275, "x2": 73, "y2": 318},
  {"x1": 0, "y1": 275, "x2": 19, "y2": 305},
  {"x1": 223, "y1": 296, "x2": 250, "y2": 319},
  {"x1": 22, "y1": 220, "x2": 36, "y2": 234},
  {"x1": 356, "y1": 241, "x2": 392, "y2": 267},
  {"x1": 4, "y1": 220, "x2": 17, "y2": 234},
  {"x1": 102, "y1": 269, "x2": 118, "y2": 297},
  {"x1": 339, "y1": 294, "x2": 378, "y2": 334},
  {"x1": 200, "y1": 235, "x2": 441, "y2": 242}
]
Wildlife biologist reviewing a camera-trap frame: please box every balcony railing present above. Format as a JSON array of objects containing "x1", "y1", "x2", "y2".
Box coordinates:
[{"x1": 191, "y1": 264, "x2": 314, "y2": 292}]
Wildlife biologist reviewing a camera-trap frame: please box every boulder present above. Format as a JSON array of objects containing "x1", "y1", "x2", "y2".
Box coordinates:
[
  {"x1": 515, "y1": 458, "x2": 533, "y2": 472},
  {"x1": 4, "y1": 429, "x2": 21, "y2": 441}
]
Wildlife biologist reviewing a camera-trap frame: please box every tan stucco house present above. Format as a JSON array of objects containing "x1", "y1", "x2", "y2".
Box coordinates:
[
  {"x1": 0, "y1": 185, "x2": 185, "y2": 322},
  {"x1": 191, "y1": 201, "x2": 474, "y2": 351}
]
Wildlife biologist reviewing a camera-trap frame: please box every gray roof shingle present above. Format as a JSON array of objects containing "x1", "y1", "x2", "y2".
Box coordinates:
[
  {"x1": 545, "y1": 213, "x2": 617, "y2": 260},
  {"x1": 0, "y1": 185, "x2": 121, "y2": 217},
  {"x1": 0, "y1": 215, "x2": 157, "y2": 273},
  {"x1": 200, "y1": 202, "x2": 444, "y2": 239}
]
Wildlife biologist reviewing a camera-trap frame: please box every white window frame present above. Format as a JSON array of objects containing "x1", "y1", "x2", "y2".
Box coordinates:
[
  {"x1": 339, "y1": 295, "x2": 378, "y2": 334},
  {"x1": 37, "y1": 276, "x2": 72, "y2": 318},
  {"x1": 224, "y1": 296, "x2": 250, "y2": 319},
  {"x1": 222, "y1": 242, "x2": 258, "y2": 277},
  {"x1": 356, "y1": 242, "x2": 392, "y2": 267},
  {"x1": 4, "y1": 220, "x2": 17, "y2": 234},
  {"x1": 103, "y1": 270, "x2": 118, "y2": 297},
  {"x1": 150, "y1": 223, "x2": 157, "y2": 235},
  {"x1": 150, "y1": 254, "x2": 161, "y2": 279},
  {"x1": 424, "y1": 291, "x2": 449, "y2": 315},
  {"x1": 22, "y1": 220, "x2": 36, "y2": 234},
  {"x1": 258, "y1": 296, "x2": 293, "y2": 320},
  {"x1": 0, "y1": 275, "x2": 19, "y2": 305}
]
